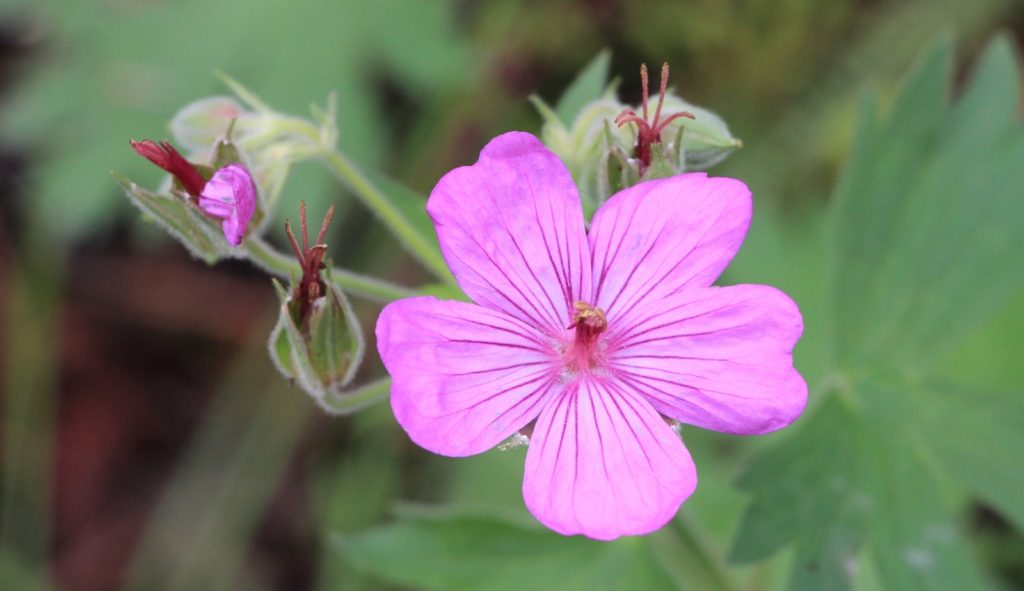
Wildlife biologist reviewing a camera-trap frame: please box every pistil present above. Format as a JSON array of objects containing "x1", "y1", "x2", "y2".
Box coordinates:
[
  {"x1": 284, "y1": 201, "x2": 336, "y2": 325},
  {"x1": 614, "y1": 63, "x2": 695, "y2": 175}
]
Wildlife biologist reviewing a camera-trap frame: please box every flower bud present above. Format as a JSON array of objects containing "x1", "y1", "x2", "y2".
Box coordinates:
[
  {"x1": 123, "y1": 137, "x2": 261, "y2": 249},
  {"x1": 169, "y1": 96, "x2": 267, "y2": 154},
  {"x1": 169, "y1": 76, "x2": 339, "y2": 216},
  {"x1": 198, "y1": 164, "x2": 257, "y2": 247}
]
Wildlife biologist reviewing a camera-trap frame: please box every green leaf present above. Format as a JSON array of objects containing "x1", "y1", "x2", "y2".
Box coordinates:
[
  {"x1": 555, "y1": 49, "x2": 612, "y2": 126},
  {"x1": 730, "y1": 396, "x2": 868, "y2": 591},
  {"x1": 860, "y1": 418, "x2": 993, "y2": 591},
  {"x1": 830, "y1": 35, "x2": 1024, "y2": 370},
  {"x1": 908, "y1": 381, "x2": 1024, "y2": 532},
  {"x1": 336, "y1": 506, "x2": 678, "y2": 591},
  {"x1": 732, "y1": 389, "x2": 998, "y2": 591}
]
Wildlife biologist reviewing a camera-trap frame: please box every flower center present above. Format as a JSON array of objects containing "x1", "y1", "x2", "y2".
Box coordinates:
[{"x1": 564, "y1": 301, "x2": 607, "y2": 372}]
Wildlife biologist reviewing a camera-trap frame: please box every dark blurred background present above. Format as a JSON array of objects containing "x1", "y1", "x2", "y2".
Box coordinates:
[{"x1": 1, "y1": 1, "x2": 1022, "y2": 590}]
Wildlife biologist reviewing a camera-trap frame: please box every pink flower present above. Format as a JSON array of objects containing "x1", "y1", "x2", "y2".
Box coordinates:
[
  {"x1": 198, "y1": 164, "x2": 257, "y2": 246},
  {"x1": 376, "y1": 132, "x2": 806, "y2": 540}
]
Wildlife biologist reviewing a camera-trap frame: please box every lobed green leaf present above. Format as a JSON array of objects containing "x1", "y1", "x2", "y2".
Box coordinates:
[{"x1": 336, "y1": 506, "x2": 679, "y2": 591}]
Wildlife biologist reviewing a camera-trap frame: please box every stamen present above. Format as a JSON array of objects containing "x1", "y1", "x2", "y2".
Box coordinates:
[
  {"x1": 640, "y1": 63, "x2": 649, "y2": 121},
  {"x1": 285, "y1": 201, "x2": 336, "y2": 325},
  {"x1": 316, "y1": 205, "x2": 336, "y2": 245},
  {"x1": 284, "y1": 220, "x2": 306, "y2": 267},
  {"x1": 571, "y1": 301, "x2": 607, "y2": 343},
  {"x1": 652, "y1": 111, "x2": 695, "y2": 136},
  {"x1": 651, "y1": 62, "x2": 669, "y2": 132},
  {"x1": 300, "y1": 201, "x2": 310, "y2": 253}
]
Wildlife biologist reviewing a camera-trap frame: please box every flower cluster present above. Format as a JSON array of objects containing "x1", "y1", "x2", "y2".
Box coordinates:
[
  {"x1": 118, "y1": 69, "x2": 805, "y2": 542},
  {"x1": 376, "y1": 132, "x2": 806, "y2": 540}
]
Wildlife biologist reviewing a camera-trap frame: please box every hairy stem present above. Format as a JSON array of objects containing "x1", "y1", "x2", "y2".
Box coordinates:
[
  {"x1": 318, "y1": 377, "x2": 392, "y2": 415},
  {"x1": 318, "y1": 149, "x2": 450, "y2": 280}
]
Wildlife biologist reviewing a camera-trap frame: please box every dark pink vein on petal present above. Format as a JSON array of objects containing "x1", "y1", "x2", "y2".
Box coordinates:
[
  {"x1": 591, "y1": 198, "x2": 642, "y2": 305},
  {"x1": 432, "y1": 370, "x2": 555, "y2": 418},
  {"x1": 608, "y1": 201, "x2": 729, "y2": 325},
  {"x1": 483, "y1": 171, "x2": 564, "y2": 330}
]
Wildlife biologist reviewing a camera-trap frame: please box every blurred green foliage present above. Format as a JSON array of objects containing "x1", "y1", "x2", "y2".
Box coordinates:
[
  {"x1": 732, "y1": 35, "x2": 1024, "y2": 590},
  {"x1": 1, "y1": 1, "x2": 1023, "y2": 591}
]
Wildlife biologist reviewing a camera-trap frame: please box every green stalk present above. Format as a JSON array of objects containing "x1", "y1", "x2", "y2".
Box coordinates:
[
  {"x1": 318, "y1": 149, "x2": 450, "y2": 280},
  {"x1": 319, "y1": 377, "x2": 391, "y2": 416},
  {"x1": 253, "y1": 114, "x2": 450, "y2": 284}
]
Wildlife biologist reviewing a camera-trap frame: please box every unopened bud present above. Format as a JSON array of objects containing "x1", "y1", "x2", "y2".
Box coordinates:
[
  {"x1": 169, "y1": 96, "x2": 266, "y2": 154},
  {"x1": 169, "y1": 76, "x2": 339, "y2": 215}
]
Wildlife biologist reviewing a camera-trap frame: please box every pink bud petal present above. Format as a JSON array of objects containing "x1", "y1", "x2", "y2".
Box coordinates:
[{"x1": 198, "y1": 164, "x2": 257, "y2": 246}]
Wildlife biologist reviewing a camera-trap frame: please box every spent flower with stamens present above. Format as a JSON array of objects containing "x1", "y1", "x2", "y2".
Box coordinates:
[
  {"x1": 270, "y1": 202, "x2": 364, "y2": 405},
  {"x1": 532, "y1": 60, "x2": 740, "y2": 210},
  {"x1": 284, "y1": 201, "x2": 337, "y2": 324},
  {"x1": 376, "y1": 132, "x2": 807, "y2": 540},
  {"x1": 614, "y1": 63, "x2": 695, "y2": 174}
]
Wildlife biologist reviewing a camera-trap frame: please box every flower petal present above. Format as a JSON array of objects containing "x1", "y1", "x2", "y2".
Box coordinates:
[
  {"x1": 609, "y1": 285, "x2": 806, "y2": 435},
  {"x1": 588, "y1": 173, "x2": 751, "y2": 321},
  {"x1": 376, "y1": 296, "x2": 561, "y2": 457},
  {"x1": 427, "y1": 131, "x2": 592, "y2": 335},
  {"x1": 522, "y1": 376, "x2": 696, "y2": 540},
  {"x1": 199, "y1": 163, "x2": 257, "y2": 246}
]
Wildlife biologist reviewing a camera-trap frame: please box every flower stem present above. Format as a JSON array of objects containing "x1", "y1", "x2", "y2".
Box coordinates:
[
  {"x1": 318, "y1": 149, "x2": 451, "y2": 281},
  {"x1": 259, "y1": 115, "x2": 450, "y2": 283},
  {"x1": 243, "y1": 236, "x2": 418, "y2": 303},
  {"x1": 319, "y1": 376, "x2": 391, "y2": 415}
]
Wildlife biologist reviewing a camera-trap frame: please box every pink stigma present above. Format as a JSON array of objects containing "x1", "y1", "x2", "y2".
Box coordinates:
[{"x1": 614, "y1": 63, "x2": 695, "y2": 175}]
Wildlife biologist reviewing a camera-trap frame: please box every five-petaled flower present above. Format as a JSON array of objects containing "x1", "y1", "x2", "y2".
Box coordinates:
[
  {"x1": 376, "y1": 131, "x2": 807, "y2": 540},
  {"x1": 130, "y1": 139, "x2": 257, "y2": 246}
]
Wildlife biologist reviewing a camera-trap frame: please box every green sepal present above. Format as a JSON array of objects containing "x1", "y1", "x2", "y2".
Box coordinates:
[
  {"x1": 641, "y1": 141, "x2": 682, "y2": 182},
  {"x1": 112, "y1": 171, "x2": 226, "y2": 263},
  {"x1": 652, "y1": 94, "x2": 743, "y2": 170},
  {"x1": 209, "y1": 125, "x2": 268, "y2": 232},
  {"x1": 306, "y1": 268, "x2": 364, "y2": 388},
  {"x1": 268, "y1": 268, "x2": 366, "y2": 411},
  {"x1": 554, "y1": 48, "x2": 612, "y2": 126},
  {"x1": 210, "y1": 120, "x2": 244, "y2": 170}
]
